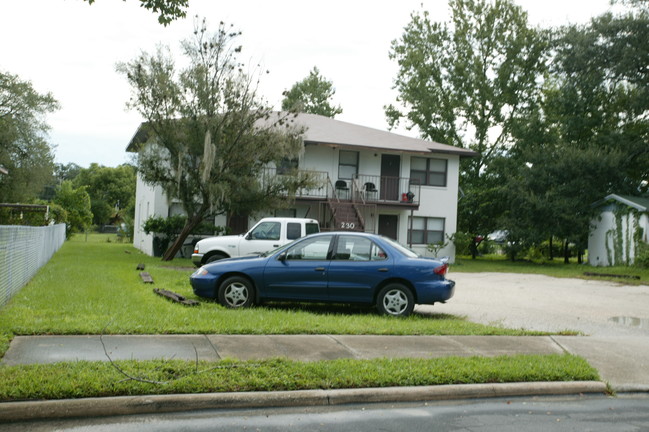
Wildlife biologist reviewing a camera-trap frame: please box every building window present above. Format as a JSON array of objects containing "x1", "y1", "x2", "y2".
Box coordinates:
[
  {"x1": 277, "y1": 157, "x2": 298, "y2": 175},
  {"x1": 338, "y1": 150, "x2": 359, "y2": 180},
  {"x1": 408, "y1": 216, "x2": 445, "y2": 245},
  {"x1": 275, "y1": 208, "x2": 296, "y2": 218},
  {"x1": 410, "y1": 157, "x2": 447, "y2": 187}
]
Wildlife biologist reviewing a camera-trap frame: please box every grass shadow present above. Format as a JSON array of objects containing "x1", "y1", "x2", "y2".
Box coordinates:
[{"x1": 248, "y1": 301, "x2": 467, "y2": 321}]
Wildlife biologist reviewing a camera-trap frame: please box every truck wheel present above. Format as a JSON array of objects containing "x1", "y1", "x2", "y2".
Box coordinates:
[
  {"x1": 205, "y1": 252, "x2": 227, "y2": 264},
  {"x1": 218, "y1": 276, "x2": 255, "y2": 308}
]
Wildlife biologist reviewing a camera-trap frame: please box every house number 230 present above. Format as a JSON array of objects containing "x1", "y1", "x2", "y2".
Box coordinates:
[{"x1": 340, "y1": 222, "x2": 356, "y2": 229}]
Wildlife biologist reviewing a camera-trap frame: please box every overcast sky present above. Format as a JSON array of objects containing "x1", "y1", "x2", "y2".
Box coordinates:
[{"x1": 1, "y1": 0, "x2": 616, "y2": 168}]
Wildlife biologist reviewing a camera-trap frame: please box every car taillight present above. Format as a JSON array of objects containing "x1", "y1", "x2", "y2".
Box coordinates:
[
  {"x1": 434, "y1": 263, "x2": 448, "y2": 276},
  {"x1": 194, "y1": 248, "x2": 199, "y2": 254}
]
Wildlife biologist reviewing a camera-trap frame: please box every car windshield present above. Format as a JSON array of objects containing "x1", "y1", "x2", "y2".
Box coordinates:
[{"x1": 381, "y1": 236, "x2": 420, "y2": 258}]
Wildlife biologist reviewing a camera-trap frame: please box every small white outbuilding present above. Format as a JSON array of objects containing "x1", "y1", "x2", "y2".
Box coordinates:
[{"x1": 588, "y1": 194, "x2": 649, "y2": 266}]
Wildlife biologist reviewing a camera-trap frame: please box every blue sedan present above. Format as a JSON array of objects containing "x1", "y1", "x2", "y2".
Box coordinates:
[{"x1": 190, "y1": 232, "x2": 455, "y2": 317}]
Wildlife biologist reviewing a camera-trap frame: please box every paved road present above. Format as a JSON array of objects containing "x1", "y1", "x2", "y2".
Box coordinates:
[
  {"x1": 420, "y1": 272, "x2": 649, "y2": 337},
  {"x1": 4, "y1": 395, "x2": 649, "y2": 432}
]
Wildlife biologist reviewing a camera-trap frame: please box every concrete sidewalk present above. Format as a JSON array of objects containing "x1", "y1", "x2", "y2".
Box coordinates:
[
  {"x1": 2, "y1": 334, "x2": 568, "y2": 364},
  {"x1": 4, "y1": 334, "x2": 649, "y2": 391},
  {"x1": 3, "y1": 334, "x2": 649, "y2": 422}
]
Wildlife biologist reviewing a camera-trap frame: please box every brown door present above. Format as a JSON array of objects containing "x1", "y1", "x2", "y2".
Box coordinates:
[
  {"x1": 227, "y1": 213, "x2": 249, "y2": 235},
  {"x1": 380, "y1": 154, "x2": 400, "y2": 201},
  {"x1": 378, "y1": 215, "x2": 398, "y2": 240}
]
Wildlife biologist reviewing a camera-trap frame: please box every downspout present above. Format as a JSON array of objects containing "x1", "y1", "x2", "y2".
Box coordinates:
[{"x1": 409, "y1": 209, "x2": 414, "y2": 248}]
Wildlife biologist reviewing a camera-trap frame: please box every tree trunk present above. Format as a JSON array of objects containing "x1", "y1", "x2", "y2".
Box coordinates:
[
  {"x1": 161, "y1": 213, "x2": 205, "y2": 261},
  {"x1": 549, "y1": 236, "x2": 554, "y2": 260},
  {"x1": 563, "y1": 239, "x2": 570, "y2": 264}
]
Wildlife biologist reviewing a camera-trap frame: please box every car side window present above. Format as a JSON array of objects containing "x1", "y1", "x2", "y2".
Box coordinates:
[
  {"x1": 371, "y1": 245, "x2": 388, "y2": 261},
  {"x1": 305, "y1": 223, "x2": 319, "y2": 235},
  {"x1": 285, "y1": 235, "x2": 332, "y2": 260},
  {"x1": 250, "y1": 222, "x2": 281, "y2": 241},
  {"x1": 286, "y1": 222, "x2": 301, "y2": 240},
  {"x1": 334, "y1": 236, "x2": 386, "y2": 261}
]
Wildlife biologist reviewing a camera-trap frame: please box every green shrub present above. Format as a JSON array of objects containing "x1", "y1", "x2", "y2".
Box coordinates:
[
  {"x1": 451, "y1": 232, "x2": 472, "y2": 256},
  {"x1": 478, "y1": 239, "x2": 498, "y2": 255},
  {"x1": 525, "y1": 246, "x2": 546, "y2": 263},
  {"x1": 538, "y1": 239, "x2": 563, "y2": 259}
]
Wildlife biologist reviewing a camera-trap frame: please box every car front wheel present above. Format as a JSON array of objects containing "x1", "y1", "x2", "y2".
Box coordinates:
[
  {"x1": 218, "y1": 276, "x2": 255, "y2": 308},
  {"x1": 376, "y1": 284, "x2": 414, "y2": 317}
]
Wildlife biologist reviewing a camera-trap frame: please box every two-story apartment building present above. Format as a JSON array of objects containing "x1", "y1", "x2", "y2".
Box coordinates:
[{"x1": 126, "y1": 113, "x2": 476, "y2": 260}]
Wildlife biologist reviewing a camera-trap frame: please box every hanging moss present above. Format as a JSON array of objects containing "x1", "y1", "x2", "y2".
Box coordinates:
[
  {"x1": 608, "y1": 205, "x2": 643, "y2": 266},
  {"x1": 613, "y1": 209, "x2": 624, "y2": 265},
  {"x1": 605, "y1": 228, "x2": 614, "y2": 266},
  {"x1": 633, "y1": 216, "x2": 643, "y2": 255}
]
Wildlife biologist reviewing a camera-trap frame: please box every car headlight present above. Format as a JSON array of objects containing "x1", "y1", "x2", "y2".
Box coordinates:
[{"x1": 192, "y1": 267, "x2": 209, "y2": 277}]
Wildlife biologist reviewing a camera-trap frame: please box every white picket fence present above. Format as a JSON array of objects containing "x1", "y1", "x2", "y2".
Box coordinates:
[{"x1": 0, "y1": 224, "x2": 66, "y2": 306}]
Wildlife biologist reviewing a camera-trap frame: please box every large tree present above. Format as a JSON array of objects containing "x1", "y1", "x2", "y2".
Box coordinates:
[
  {"x1": 118, "y1": 19, "x2": 312, "y2": 261},
  {"x1": 553, "y1": 7, "x2": 649, "y2": 191},
  {"x1": 281, "y1": 67, "x2": 343, "y2": 118},
  {"x1": 0, "y1": 71, "x2": 59, "y2": 203},
  {"x1": 53, "y1": 181, "x2": 93, "y2": 236},
  {"x1": 497, "y1": 3, "x2": 649, "y2": 261},
  {"x1": 386, "y1": 0, "x2": 548, "y2": 238},
  {"x1": 73, "y1": 163, "x2": 136, "y2": 226},
  {"x1": 82, "y1": 0, "x2": 188, "y2": 25}
]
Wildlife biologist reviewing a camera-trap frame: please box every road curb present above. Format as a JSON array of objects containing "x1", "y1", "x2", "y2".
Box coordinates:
[
  {"x1": 611, "y1": 384, "x2": 649, "y2": 394},
  {"x1": 0, "y1": 381, "x2": 607, "y2": 422}
]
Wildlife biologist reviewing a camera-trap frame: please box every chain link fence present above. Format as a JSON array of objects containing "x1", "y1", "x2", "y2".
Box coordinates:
[{"x1": 0, "y1": 224, "x2": 66, "y2": 307}]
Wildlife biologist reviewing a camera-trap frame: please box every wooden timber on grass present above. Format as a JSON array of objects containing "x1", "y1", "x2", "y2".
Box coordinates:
[{"x1": 153, "y1": 288, "x2": 200, "y2": 306}]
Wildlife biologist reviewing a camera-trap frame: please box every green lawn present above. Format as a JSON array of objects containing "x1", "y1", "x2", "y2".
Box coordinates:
[
  {"x1": 0, "y1": 234, "x2": 605, "y2": 401},
  {"x1": 0, "y1": 355, "x2": 598, "y2": 401},
  {"x1": 0, "y1": 234, "x2": 553, "y2": 346}
]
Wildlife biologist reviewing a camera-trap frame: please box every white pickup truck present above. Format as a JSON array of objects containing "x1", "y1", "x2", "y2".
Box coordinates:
[{"x1": 192, "y1": 217, "x2": 320, "y2": 267}]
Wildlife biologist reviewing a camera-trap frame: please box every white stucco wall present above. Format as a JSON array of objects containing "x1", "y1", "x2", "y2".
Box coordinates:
[
  {"x1": 132, "y1": 173, "x2": 169, "y2": 255},
  {"x1": 589, "y1": 206, "x2": 615, "y2": 266},
  {"x1": 131, "y1": 143, "x2": 462, "y2": 261},
  {"x1": 402, "y1": 155, "x2": 460, "y2": 261},
  {"x1": 304, "y1": 147, "x2": 460, "y2": 260}
]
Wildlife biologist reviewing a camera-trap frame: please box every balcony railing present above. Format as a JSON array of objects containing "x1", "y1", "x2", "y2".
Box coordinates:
[
  {"x1": 259, "y1": 168, "x2": 420, "y2": 206},
  {"x1": 348, "y1": 174, "x2": 420, "y2": 206}
]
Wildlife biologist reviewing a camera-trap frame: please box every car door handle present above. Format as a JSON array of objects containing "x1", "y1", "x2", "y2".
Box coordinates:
[
  {"x1": 273, "y1": 244, "x2": 280, "y2": 247},
  {"x1": 378, "y1": 268, "x2": 389, "y2": 272},
  {"x1": 314, "y1": 267, "x2": 326, "y2": 271}
]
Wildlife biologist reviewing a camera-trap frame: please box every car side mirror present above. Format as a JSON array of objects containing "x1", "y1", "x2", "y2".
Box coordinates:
[
  {"x1": 277, "y1": 251, "x2": 287, "y2": 261},
  {"x1": 245, "y1": 232, "x2": 252, "y2": 240}
]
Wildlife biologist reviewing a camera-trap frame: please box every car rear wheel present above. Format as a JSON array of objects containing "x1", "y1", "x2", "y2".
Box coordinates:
[
  {"x1": 218, "y1": 276, "x2": 255, "y2": 308},
  {"x1": 376, "y1": 283, "x2": 414, "y2": 317}
]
